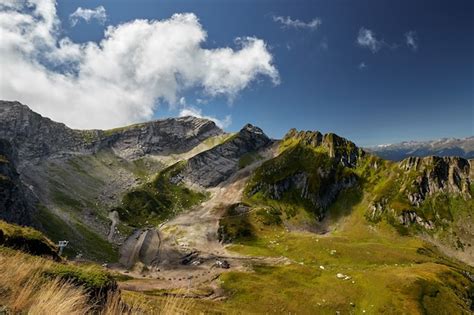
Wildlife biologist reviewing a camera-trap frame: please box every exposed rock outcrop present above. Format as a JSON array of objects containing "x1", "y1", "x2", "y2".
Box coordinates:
[
  {"x1": 400, "y1": 156, "x2": 471, "y2": 204},
  {"x1": 0, "y1": 139, "x2": 35, "y2": 225},
  {"x1": 175, "y1": 124, "x2": 272, "y2": 187},
  {"x1": 0, "y1": 101, "x2": 223, "y2": 167},
  {"x1": 368, "y1": 156, "x2": 472, "y2": 229},
  {"x1": 119, "y1": 228, "x2": 161, "y2": 268}
]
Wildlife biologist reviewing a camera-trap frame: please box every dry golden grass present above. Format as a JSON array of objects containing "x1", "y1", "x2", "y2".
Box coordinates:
[
  {"x1": 0, "y1": 250, "x2": 90, "y2": 314},
  {"x1": 0, "y1": 248, "x2": 197, "y2": 314}
]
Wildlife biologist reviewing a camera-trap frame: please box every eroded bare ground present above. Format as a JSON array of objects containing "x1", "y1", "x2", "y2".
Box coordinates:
[{"x1": 112, "y1": 143, "x2": 291, "y2": 297}]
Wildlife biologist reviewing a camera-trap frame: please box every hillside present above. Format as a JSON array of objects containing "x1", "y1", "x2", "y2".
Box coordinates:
[{"x1": 0, "y1": 101, "x2": 473, "y2": 314}]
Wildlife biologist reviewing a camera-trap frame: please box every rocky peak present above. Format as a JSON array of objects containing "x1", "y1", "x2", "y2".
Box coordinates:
[
  {"x1": 175, "y1": 124, "x2": 272, "y2": 187},
  {"x1": 283, "y1": 129, "x2": 364, "y2": 167},
  {"x1": 0, "y1": 101, "x2": 80, "y2": 164}
]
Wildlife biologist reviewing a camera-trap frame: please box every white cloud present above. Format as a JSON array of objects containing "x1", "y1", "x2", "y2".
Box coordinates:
[
  {"x1": 358, "y1": 62, "x2": 367, "y2": 70},
  {"x1": 179, "y1": 106, "x2": 231, "y2": 129},
  {"x1": 357, "y1": 27, "x2": 382, "y2": 53},
  {"x1": 69, "y1": 6, "x2": 107, "y2": 27},
  {"x1": 0, "y1": 0, "x2": 279, "y2": 129},
  {"x1": 405, "y1": 30, "x2": 418, "y2": 51},
  {"x1": 273, "y1": 15, "x2": 321, "y2": 30}
]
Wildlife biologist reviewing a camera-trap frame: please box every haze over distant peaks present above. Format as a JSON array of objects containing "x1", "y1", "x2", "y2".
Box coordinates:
[{"x1": 367, "y1": 136, "x2": 474, "y2": 161}]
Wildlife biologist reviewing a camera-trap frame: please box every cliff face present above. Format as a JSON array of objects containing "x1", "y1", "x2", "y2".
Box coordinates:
[
  {"x1": 400, "y1": 156, "x2": 472, "y2": 203},
  {"x1": 174, "y1": 124, "x2": 272, "y2": 188},
  {"x1": 0, "y1": 101, "x2": 223, "y2": 166},
  {"x1": 0, "y1": 139, "x2": 35, "y2": 225}
]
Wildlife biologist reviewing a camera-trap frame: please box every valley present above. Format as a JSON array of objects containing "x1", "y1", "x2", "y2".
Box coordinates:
[{"x1": 0, "y1": 101, "x2": 472, "y2": 314}]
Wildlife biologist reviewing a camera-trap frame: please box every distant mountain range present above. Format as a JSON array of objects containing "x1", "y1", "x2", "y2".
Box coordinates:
[{"x1": 367, "y1": 136, "x2": 474, "y2": 161}]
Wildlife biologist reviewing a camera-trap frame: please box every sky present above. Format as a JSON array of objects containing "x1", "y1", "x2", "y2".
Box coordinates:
[{"x1": 0, "y1": 0, "x2": 473, "y2": 146}]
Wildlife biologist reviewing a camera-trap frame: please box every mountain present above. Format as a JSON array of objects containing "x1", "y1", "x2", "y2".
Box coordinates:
[
  {"x1": 367, "y1": 136, "x2": 474, "y2": 161},
  {"x1": 0, "y1": 100, "x2": 226, "y2": 261},
  {"x1": 0, "y1": 101, "x2": 473, "y2": 314}
]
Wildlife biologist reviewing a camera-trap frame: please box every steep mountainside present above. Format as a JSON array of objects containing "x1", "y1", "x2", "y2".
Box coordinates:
[
  {"x1": 0, "y1": 100, "x2": 223, "y2": 166},
  {"x1": 244, "y1": 129, "x2": 365, "y2": 222},
  {"x1": 368, "y1": 136, "x2": 474, "y2": 161},
  {"x1": 175, "y1": 124, "x2": 272, "y2": 187},
  {"x1": 0, "y1": 101, "x2": 226, "y2": 260},
  {"x1": 0, "y1": 139, "x2": 35, "y2": 225}
]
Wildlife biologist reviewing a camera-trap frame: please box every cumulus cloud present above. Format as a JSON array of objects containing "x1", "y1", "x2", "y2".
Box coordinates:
[
  {"x1": 69, "y1": 5, "x2": 107, "y2": 27},
  {"x1": 357, "y1": 28, "x2": 382, "y2": 53},
  {"x1": 273, "y1": 15, "x2": 321, "y2": 30},
  {"x1": 405, "y1": 30, "x2": 418, "y2": 51},
  {"x1": 0, "y1": 0, "x2": 279, "y2": 129},
  {"x1": 179, "y1": 106, "x2": 231, "y2": 129}
]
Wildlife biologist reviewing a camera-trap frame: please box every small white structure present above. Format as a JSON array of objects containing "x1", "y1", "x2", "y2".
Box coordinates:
[{"x1": 58, "y1": 240, "x2": 69, "y2": 256}]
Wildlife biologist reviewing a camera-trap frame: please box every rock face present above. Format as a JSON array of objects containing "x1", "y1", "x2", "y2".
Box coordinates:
[
  {"x1": 368, "y1": 156, "x2": 472, "y2": 229},
  {"x1": 119, "y1": 228, "x2": 161, "y2": 268},
  {"x1": 175, "y1": 124, "x2": 272, "y2": 187},
  {"x1": 0, "y1": 139, "x2": 35, "y2": 225},
  {"x1": 400, "y1": 156, "x2": 472, "y2": 203},
  {"x1": 0, "y1": 100, "x2": 223, "y2": 166}
]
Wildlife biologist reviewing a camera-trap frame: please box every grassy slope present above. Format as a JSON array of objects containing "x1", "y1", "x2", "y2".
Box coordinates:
[
  {"x1": 187, "y1": 139, "x2": 474, "y2": 314},
  {"x1": 35, "y1": 205, "x2": 118, "y2": 262},
  {"x1": 115, "y1": 161, "x2": 208, "y2": 227}
]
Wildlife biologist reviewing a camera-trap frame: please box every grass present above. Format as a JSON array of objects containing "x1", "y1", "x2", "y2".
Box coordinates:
[
  {"x1": 238, "y1": 152, "x2": 262, "y2": 169},
  {"x1": 196, "y1": 142, "x2": 474, "y2": 314},
  {"x1": 43, "y1": 262, "x2": 117, "y2": 303},
  {"x1": 0, "y1": 246, "x2": 197, "y2": 314},
  {"x1": 0, "y1": 219, "x2": 59, "y2": 259},
  {"x1": 215, "y1": 197, "x2": 474, "y2": 314},
  {"x1": 35, "y1": 206, "x2": 118, "y2": 262},
  {"x1": 116, "y1": 161, "x2": 208, "y2": 227},
  {"x1": 245, "y1": 142, "x2": 355, "y2": 219}
]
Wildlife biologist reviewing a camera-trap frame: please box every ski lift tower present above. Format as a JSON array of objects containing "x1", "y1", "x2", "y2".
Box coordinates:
[{"x1": 58, "y1": 240, "x2": 69, "y2": 256}]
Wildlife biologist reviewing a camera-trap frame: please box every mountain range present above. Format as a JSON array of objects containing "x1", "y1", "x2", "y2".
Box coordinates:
[
  {"x1": 0, "y1": 100, "x2": 473, "y2": 314},
  {"x1": 367, "y1": 137, "x2": 474, "y2": 161}
]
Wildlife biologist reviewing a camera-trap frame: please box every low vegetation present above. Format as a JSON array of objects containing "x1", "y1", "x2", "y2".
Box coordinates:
[
  {"x1": 35, "y1": 206, "x2": 118, "y2": 262},
  {"x1": 116, "y1": 161, "x2": 208, "y2": 227},
  {"x1": 0, "y1": 220, "x2": 59, "y2": 259},
  {"x1": 0, "y1": 221, "x2": 194, "y2": 314}
]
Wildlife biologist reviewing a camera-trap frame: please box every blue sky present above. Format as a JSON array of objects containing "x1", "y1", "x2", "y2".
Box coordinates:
[{"x1": 1, "y1": 0, "x2": 473, "y2": 146}]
